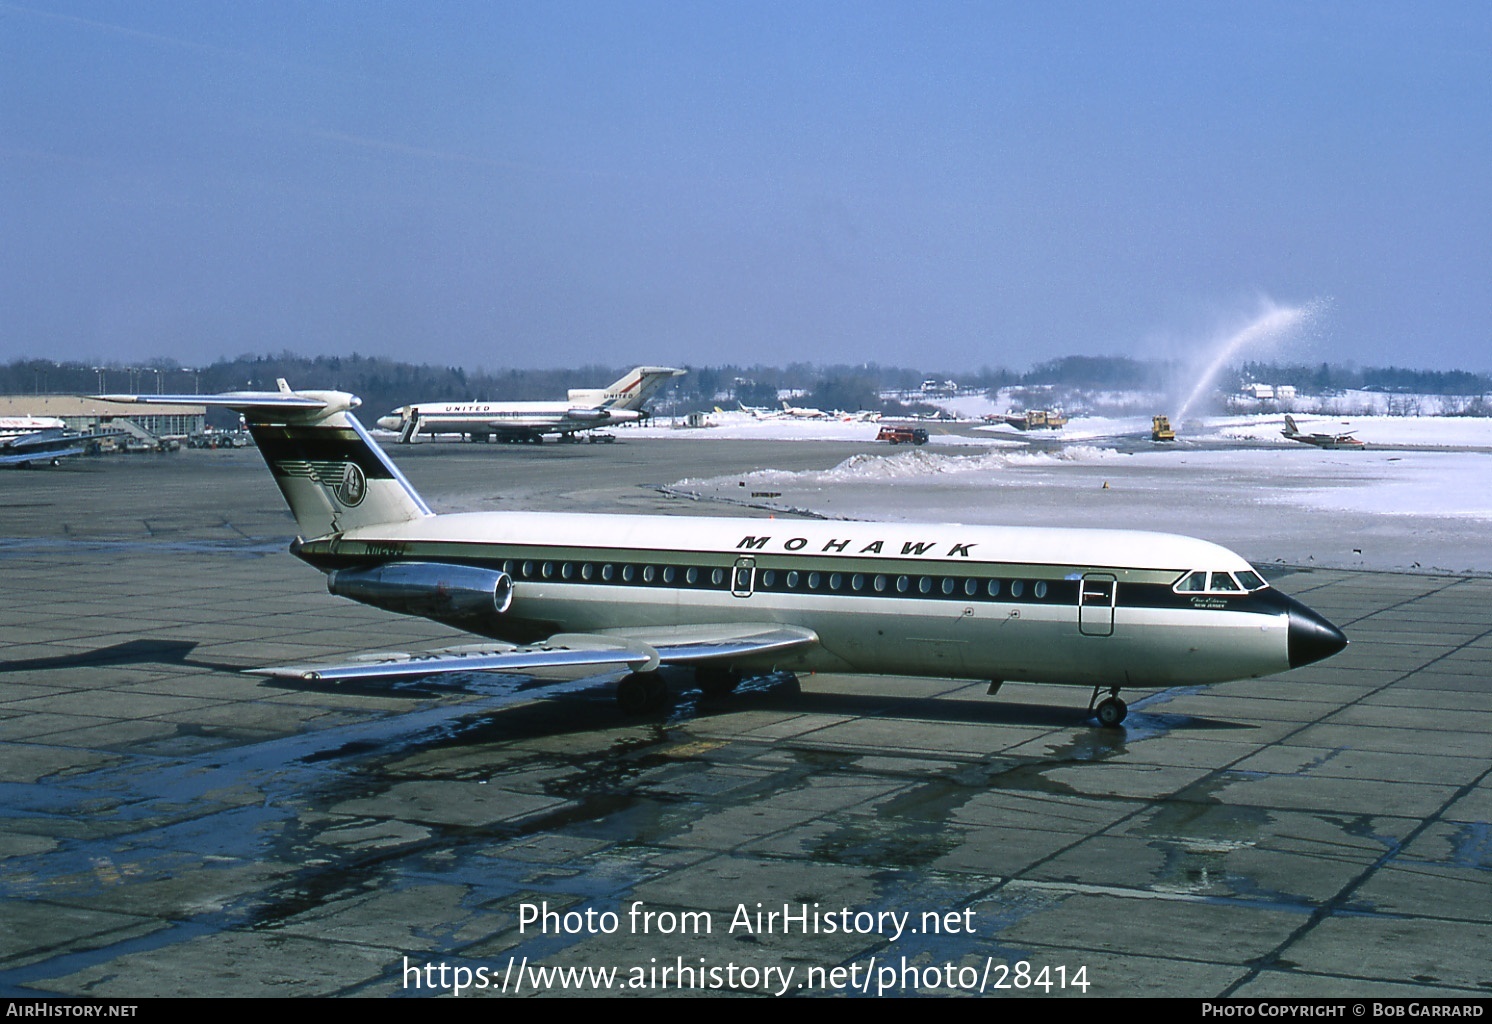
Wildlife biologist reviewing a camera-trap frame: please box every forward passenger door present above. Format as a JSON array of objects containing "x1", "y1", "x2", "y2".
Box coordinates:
[{"x1": 1079, "y1": 574, "x2": 1116, "y2": 637}]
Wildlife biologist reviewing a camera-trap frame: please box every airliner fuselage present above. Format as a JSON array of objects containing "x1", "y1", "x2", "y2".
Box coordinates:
[
  {"x1": 101, "y1": 383, "x2": 1347, "y2": 726},
  {"x1": 292, "y1": 510, "x2": 1341, "y2": 691}
]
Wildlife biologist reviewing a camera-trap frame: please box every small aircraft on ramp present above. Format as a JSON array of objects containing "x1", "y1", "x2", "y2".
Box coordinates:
[
  {"x1": 0, "y1": 417, "x2": 87, "y2": 467},
  {"x1": 778, "y1": 399, "x2": 828, "y2": 419},
  {"x1": 377, "y1": 366, "x2": 684, "y2": 444},
  {"x1": 101, "y1": 381, "x2": 1347, "y2": 727},
  {"x1": 1281, "y1": 415, "x2": 1365, "y2": 450}
]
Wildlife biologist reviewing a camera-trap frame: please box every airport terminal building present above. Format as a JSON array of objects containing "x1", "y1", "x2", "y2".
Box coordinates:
[{"x1": 0, "y1": 395, "x2": 207, "y2": 439}]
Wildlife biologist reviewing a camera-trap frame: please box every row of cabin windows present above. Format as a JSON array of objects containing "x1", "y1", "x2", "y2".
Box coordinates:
[
  {"x1": 756, "y1": 568, "x2": 1049, "y2": 600},
  {"x1": 498, "y1": 558, "x2": 1058, "y2": 601},
  {"x1": 507, "y1": 559, "x2": 727, "y2": 586}
]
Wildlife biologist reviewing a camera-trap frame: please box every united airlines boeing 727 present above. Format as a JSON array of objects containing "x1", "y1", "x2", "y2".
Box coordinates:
[
  {"x1": 376, "y1": 366, "x2": 684, "y2": 444},
  {"x1": 102, "y1": 382, "x2": 1347, "y2": 726}
]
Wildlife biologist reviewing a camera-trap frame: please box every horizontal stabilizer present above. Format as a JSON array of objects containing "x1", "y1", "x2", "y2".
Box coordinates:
[{"x1": 98, "y1": 390, "x2": 334, "y2": 413}]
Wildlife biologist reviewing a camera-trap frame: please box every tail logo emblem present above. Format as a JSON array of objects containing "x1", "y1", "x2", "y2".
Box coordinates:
[
  {"x1": 274, "y1": 458, "x2": 368, "y2": 506},
  {"x1": 336, "y1": 463, "x2": 367, "y2": 507}
]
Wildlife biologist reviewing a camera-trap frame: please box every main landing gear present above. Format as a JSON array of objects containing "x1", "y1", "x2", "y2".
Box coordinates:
[
  {"x1": 1088, "y1": 685, "x2": 1128, "y2": 728},
  {"x1": 616, "y1": 671, "x2": 669, "y2": 714},
  {"x1": 695, "y1": 665, "x2": 743, "y2": 699},
  {"x1": 614, "y1": 665, "x2": 751, "y2": 714}
]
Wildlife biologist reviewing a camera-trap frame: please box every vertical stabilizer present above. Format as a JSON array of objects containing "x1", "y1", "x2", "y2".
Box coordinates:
[
  {"x1": 582, "y1": 366, "x2": 686, "y2": 411},
  {"x1": 99, "y1": 385, "x2": 432, "y2": 539}
]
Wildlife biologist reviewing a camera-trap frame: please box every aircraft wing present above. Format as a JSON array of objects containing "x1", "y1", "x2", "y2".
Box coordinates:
[
  {"x1": 593, "y1": 622, "x2": 818, "y2": 663},
  {"x1": 248, "y1": 623, "x2": 819, "y2": 682},
  {"x1": 0, "y1": 444, "x2": 85, "y2": 466}
]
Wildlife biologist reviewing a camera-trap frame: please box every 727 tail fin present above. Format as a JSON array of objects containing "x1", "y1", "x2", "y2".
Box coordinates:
[
  {"x1": 568, "y1": 366, "x2": 685, "y2": 411},
  {"x1": 100, "y1": 381, "x2": 431, "y2": 539},
  {"x1": 603, "y1": 366, "x2": 685, "y2": 410}
]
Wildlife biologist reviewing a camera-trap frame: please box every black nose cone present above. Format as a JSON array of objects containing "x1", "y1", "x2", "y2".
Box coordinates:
[{"x1": 1288, "y1": 606, "x2": 1349, "y2": 668}]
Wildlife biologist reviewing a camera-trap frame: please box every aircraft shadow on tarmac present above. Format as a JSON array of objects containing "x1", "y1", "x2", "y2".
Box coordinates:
[
  {"x1": 730, "y1": 687, "x2": 1255, "y2": 733},
  {"x1": 0, "y1": 638, "x2": 209, "y2": 673},
  {"x1": 295, "y1": 665, "x2": 1258, "y2": 744},
  {"x1": 0, "y1": 638, "x2": 1253, "y2": 741}
]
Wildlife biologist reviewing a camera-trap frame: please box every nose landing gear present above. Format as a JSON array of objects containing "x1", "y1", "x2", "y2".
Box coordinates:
[{"x1": 1088, "y1": 686, "x2": 1128, "y2": 728}]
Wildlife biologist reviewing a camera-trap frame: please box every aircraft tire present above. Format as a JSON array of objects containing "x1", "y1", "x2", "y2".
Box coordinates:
[
  {"x1": 1095, "y1": 697, "x2": 1127, "y2": 728},
  {"x1": 696, "y1": 666, "x2": 742, "y2": 698},
  {"x1": 617, "y1": 671, "x2": 668, "y2": 714}
]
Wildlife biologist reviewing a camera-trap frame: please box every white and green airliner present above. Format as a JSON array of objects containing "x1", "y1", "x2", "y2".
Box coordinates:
[{"x1": 104, "y1": 382, "x2": 1347, "y2": 726}]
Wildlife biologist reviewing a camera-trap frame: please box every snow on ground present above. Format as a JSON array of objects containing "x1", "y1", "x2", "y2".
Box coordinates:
[
  {"x1": 638, "y1": 410, "x2": 995, "y2": 446},
  {"x1": 644, "y1": 407, "x2": 1492, "y2": 448},
  {"x1": 1204, "y1": 413, "x2": 1492, "y2": 447},
  {"x1": 654, "y1": 410, "x2": 1492, "y2": 576}
]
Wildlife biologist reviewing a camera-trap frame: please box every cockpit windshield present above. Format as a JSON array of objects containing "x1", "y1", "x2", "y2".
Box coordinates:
[
  {"x1": 1235, "y1": 570, "x2": 1265, "y2": 590},
  {"x1": 1173, "y1": 569, "x2": 1268, "y2": 594}
]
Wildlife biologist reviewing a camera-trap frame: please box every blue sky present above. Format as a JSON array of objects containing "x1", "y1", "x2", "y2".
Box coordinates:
[{"x1": 2, "y1": 1, "x2": 1487, "y2": 372}]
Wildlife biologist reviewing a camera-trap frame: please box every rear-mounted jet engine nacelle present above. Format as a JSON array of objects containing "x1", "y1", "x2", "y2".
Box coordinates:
[{"x1": 328, "y1": 562, "x2": 513, "y2": 623}]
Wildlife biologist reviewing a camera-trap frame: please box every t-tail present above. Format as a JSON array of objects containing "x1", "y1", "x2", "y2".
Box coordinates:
[
  {"x1": 99, "y1": 380, "x2": 431, "y2": 539},
  {"x1": 568, "y1": 366, "x2": 685, "y2": 411}
]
